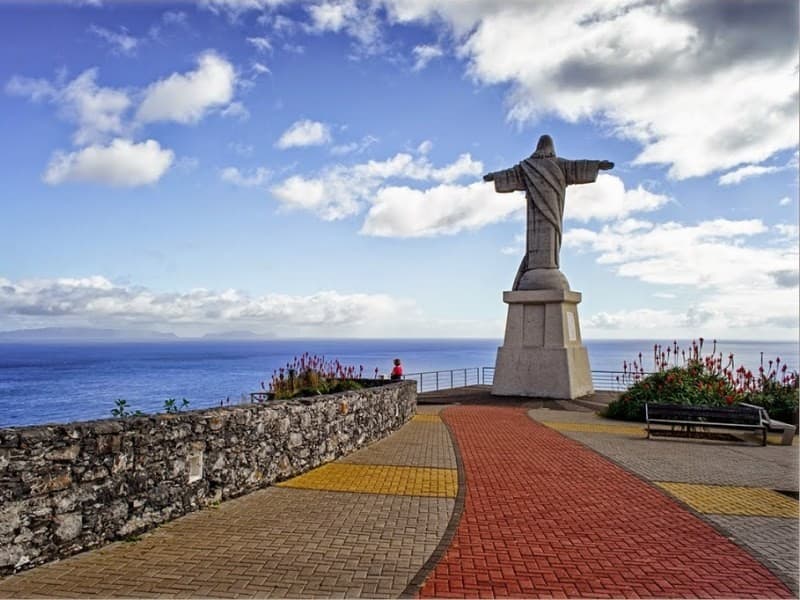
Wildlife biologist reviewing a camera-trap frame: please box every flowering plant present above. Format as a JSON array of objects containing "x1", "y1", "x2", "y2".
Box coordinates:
[
  {"x1": 605, "y1": 338, "x2": 799, "y2": 423},
  {"x1": 262, "y1": 353, "x2": 377, "y2": 400}
]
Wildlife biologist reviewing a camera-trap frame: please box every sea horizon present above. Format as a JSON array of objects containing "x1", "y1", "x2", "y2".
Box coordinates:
[{"x1": 1, "y1": 338, "x2": 797, "y2": 429}]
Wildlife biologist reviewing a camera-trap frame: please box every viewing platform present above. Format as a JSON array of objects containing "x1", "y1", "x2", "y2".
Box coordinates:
[{"x1": 0, "y1": 392, "x2": 796, "y2": 598}]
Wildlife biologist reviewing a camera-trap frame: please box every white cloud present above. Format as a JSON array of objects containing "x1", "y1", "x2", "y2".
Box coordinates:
[
  {"x1": 276, "y1": 119, "x2": 332, "y2": 148},
  {"x1": 6, "y1": 75, "x2": 57, "y2": 102},
  {"x1": 282, "y1": 43, "x2": 305, "y2": 54},
  {"x1": 361, "y1": 181, "x2": 518, "y2": 237},
  {"x1": 331, "y1": 134, "x2": 378, "y2": 156},
  {"x1": 220, "y1": 166, "x2": 271, "y2": 187},
  {"x1": 306, "y1": 0, "x2": 383, "y2": 54},
  {"x1": 565, "y1": 174, "x2": 670, "y2": 222},
  {"x1": 412, "y1": 44, "x2": 443, "y2": 70},
  {"x1": 136, "y1": 51, "x2": 236, "y2": 124},
  {"x1": 270, "y1": 151, "x2": 484, "y2": 221},
  {"x1": 220, "y1": 101, "x2": 250, "y2": 120},
  {"x1": 201, "y1": 0, "x2": 288, "y2": 17},
  {"x1": 228, "y1": 142, "x2": 254, "y2": 156},
  {"x1": 417, "y1": 140, "x2": 433, "y2": 154},
  {"x1": 251, "y1": 62, "x2": 271, "y2": 76},
  {"x1": 271, "y1": 174, "x2": 357, "y2": 220},
  {"x1": 308, "y1": 0, "x2": 355, "y2": 31},
  {"x1": 246, "y1": 36, "x2": 272, "y2": 52},
  {"x1": 382, "y1": 0, "x2": 799, "y2": 180},
  {"x1": 62, "y1": 70, "x2": 131, "y2": 145},
  {"x1": 43, "y1": 138, "x2": 173, "y2": 187},
  {"x1": 162, "y1": 11, "x2": 188, "y2": 26},
  {"x1": 88, "y1": 25, "x2": 139, "y2": 55},
  {"x1": 0, "y1": 275, "x2": 407, "y2": 333},
  {"x1": 774, "y1": 223, "x2": 799, "y2": 240},
  {"x1": 718, "y1": 164, "x2": 783, "y2": 185},
  {"x1": 779, "y1": 196, "x2": 792, "y2": 206},
  {"x1": 428, "y1": 153, "x2": 483, "y2": 182},
  {"x1": 7, "y1": 69, "x2": 131, "y2": 145},
  {"x1": 566, "y1": 216, "x2": 798, "y2": 335}
]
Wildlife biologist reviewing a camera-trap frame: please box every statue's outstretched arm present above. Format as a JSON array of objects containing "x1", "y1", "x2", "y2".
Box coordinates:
[
  {"x1": 484, "y1": 166, "x2": 525, "y2": 192},
  {"x1": 599, "y1": 160, "x2": 614, "y2": 170}
]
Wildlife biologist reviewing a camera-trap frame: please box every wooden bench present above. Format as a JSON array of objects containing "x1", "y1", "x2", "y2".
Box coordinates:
[{"x1": 645, "y1": 403, "x2": 769, "y2": 445}]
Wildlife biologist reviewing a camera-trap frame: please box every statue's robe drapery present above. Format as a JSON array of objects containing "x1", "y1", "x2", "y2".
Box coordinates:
[{"x1": 491, "y1": 157, "x2": 600, "y2": 289}]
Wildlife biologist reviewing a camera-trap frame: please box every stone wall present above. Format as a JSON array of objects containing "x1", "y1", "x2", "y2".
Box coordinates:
[{"x1": 0, "y1": 380, "x2": 416, "y2": 575}]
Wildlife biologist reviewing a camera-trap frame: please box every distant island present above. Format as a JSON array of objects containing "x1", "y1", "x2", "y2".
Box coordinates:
[{"x1": 0, "y1": 327, "x2": 275, "y2": 343}]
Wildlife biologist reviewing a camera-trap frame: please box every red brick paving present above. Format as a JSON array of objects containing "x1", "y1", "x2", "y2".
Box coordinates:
[{"x1": 419, "y1": 407, "x2": 792, "y2": 599}]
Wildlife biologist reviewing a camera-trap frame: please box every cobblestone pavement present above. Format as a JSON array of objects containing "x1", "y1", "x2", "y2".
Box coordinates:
[
  {"x1": 3, "y1": 400, "x2": 797, "y2": 599},
  {"x1": 0, "y1": 414, "x2": 456, "y2": 599},
  {"x1": 277, "y1": 463, "x2": 457, "y2": 497},
  {"x1": 339, "y1": 414, "x2": 456, "y2": 469},
  {"x1": 530, "y1": 406, "x2": 799, "y2": 595},
  {"x1": 419, "y1": 406, "x2": 793, "y2": 598}
]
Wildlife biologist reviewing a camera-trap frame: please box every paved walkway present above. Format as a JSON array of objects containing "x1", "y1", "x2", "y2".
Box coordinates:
[
  {"x1": 0, "y1": 399, "x2": 797, "y2": 598},
  {"x1": 530, "y1": 406, "x2": 799, "y2": 591},
  {"x1": 418, "y1": 406, "x2": 794, "y2": 598}
]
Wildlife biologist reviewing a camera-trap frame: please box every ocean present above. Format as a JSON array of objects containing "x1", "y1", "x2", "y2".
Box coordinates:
[{"x1": 0, "y1": 339, "x2": 797, "y2": 428}]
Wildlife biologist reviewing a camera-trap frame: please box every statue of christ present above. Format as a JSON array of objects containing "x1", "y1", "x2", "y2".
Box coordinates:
[{"x1": 484, "y1": 134, "x2": 613, "y2": 290}]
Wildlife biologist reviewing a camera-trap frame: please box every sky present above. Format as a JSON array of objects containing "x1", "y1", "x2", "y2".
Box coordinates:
[{"x1": 0, "y1": 0, "x2": 797, "y2": 341}]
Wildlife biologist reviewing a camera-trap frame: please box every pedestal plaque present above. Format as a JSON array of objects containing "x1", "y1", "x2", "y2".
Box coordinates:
[{"x1": 492, "y1": 290, "x2": 593, "y2": 399}]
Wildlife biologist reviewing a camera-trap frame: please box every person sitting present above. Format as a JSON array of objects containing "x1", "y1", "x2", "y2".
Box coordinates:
[{"x1": 390, "y1": 358, "x2": 403, "y2": 380}]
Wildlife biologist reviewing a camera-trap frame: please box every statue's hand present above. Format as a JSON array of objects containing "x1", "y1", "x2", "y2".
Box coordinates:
[
  {"x1": 599, "y1": 160, "x2": 614, "y2": 170},
  {"x1": 483, "y1": 173, "x2": 495, "y2": 182}
]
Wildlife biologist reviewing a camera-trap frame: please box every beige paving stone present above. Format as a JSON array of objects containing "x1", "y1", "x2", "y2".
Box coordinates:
[
  {"x1": 341, "y1": 417, "x2": 457, "y2": 469},
  {"x1": 0, "y1": 413, "x2": 457, "y2": 600}
]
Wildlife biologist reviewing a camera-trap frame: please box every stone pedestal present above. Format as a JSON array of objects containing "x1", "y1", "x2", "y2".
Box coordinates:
[{"x1": 492, "y1": 290, "x2": 593, "y2": 399}]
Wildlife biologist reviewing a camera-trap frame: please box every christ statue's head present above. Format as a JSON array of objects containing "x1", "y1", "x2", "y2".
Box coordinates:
[{"x1": 532, "y1": 134, "x2": 556, "y2": 158}]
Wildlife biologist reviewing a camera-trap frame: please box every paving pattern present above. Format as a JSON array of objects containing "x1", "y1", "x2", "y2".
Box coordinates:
[
  {"x1": 419, "y1": 406, "x2": 793, "y2": 598},
  {"x1": 0, "y1": 415, "x2": 456, "y2": 599},
  {"x1": 657, "y1": 482, "x2": 799, "y2": 518},
  {"x1": 2, "y1": 397, "x2": 797, "y2": 599},
  {"x1": 340, "y1": 414, "x2": 456, "y2": 469},
  {"x1": 531, "y1": 406, "x2": 799, "y2": 594},
  {"x1": 277, "y1": 463, "x2": 457, "y2": 497},
  {"x1": 541, "y1": 420, "x2": 646, "y2": 437},
  {"x1": 532, "y1": 409, "x2": 799, "y2": 490},
  {"x1": 705, "y1": 515, "x2": 799, "y2": 587}
]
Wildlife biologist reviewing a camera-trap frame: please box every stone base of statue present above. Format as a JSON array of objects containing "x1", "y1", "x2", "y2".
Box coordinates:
[{"x1": 492, "y1": 289, "x2": 593, "y2": 399}]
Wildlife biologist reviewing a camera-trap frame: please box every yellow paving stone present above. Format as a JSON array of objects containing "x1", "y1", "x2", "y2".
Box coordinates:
[
  {"x1": 277, "y1": 463, "x2": 457, "y2": 498},
  {"x1": 412, "y1": 414, "x2": 442, "y2": 423},
  {"x1": 656, "y1": 482, "x2": 800, "y2": 518},
  {"x1": 541, "y1": 421, "x2": 647, "y2": 437}
]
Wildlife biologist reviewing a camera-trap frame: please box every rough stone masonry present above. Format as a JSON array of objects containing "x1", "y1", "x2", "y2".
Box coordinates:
[{"x1": 0, "y1": 380, "x2": 416, "y2": 575}]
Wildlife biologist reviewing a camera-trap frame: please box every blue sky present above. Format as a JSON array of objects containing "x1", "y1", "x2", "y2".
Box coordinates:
[{"x1": 0, "y1": 0, "x2": 797, "y2": 340}]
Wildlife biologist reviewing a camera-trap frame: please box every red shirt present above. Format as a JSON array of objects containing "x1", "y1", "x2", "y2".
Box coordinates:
[{"x1": 391, "y1": 364, "x2": 403, "y2": 377}]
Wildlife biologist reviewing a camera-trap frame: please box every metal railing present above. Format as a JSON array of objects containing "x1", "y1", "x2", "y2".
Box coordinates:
[
  {"x1": 402, "y1": 367, "x2": 494, "y2": 393},
  {"x1": 591, "y1": 370, "x2": 642, "y2": 392},
  {"x1": 403, "y1": 367, "x2": 641, "y2": 393}
]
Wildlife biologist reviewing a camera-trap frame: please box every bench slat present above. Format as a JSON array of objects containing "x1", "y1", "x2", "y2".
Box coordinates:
[{"x1": 645, "y1": 402, "x2": 767, "y2": 445}]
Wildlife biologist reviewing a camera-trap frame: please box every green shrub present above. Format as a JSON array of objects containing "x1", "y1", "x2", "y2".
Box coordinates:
[
  {"x1": 268, "y1": 353, "x2": 371, "y2": 400},
  {"x1": 747, "y1": 378, "x2": 799, "y2": 425},
  {"x1": 605, "y1": 364, "x2": 740, "y2": 422},
  {"x1": 604, "y1": 339, "x2": 799, "y2": 424}
]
